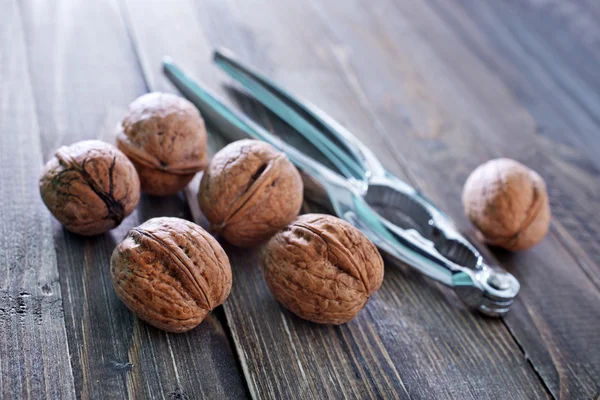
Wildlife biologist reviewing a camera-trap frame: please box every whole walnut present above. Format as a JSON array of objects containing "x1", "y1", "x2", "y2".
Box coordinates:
[
  {"x1": 263, "y1": 214, "x2": 384, "y2": 324},
  {"x1": 462, "y1": 158, "x2": 551, "y2": 251},
  {"x1": 198, "y1": 139, "x2": 303, "y2": 247},
  {"x1": 117, "y1": 92, "x2": 208, "y2": 196},
  {"x1": 39, "y1": 140, "x2": 140, "y2": 236},
  {"x1": 110, "y1": 217, "x2": 232, "y2": 333}
]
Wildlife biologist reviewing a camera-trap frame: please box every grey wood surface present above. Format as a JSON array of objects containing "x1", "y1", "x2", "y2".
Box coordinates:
[
  {"x1": 1, "y1": 0, "x2": 599, "y2": 399},
  {"x1": 13, "y1": 0, "x2": 246, "y2": 399},
  {"x1": 0, "y1": 1, "x2": 76, "y2": 398},
  {"x1": 308, "y1": 2, "x2": 600, "y2": 399}
]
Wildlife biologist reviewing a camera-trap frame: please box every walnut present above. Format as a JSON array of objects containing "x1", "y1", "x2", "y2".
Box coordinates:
[
  {"x1": 39, "y1": 140, "x2": 140, "y2": 236},
  {"x1": 462, "y1": 158, "x2": 551, "y2": 251},
  {"x1": 262, "y1": 214, "x2": 384, "y2": 324},
  {"x1": 110, "y1": 217, "x2": 232, "y2": 333},
  {"x1": 117, "y1": 92, "x2": 208, "y2": 196},
  {"x1": 198, "y1": 139, "x2": 303, "y2": 247}
]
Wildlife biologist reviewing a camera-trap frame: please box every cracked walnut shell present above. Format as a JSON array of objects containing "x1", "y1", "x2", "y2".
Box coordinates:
[
  {"x1": 263, "y1": 214, "x2": 384, "y2": 324},
  {"x1": 198, "y1": 139, "x2": 303, "y2": 247},
  {"x1": 117, "y1": 92, "x2": 208, "y2": 196},
  {"x1": 462, "y1": 158, "x2": 551, "y2": 251},
  {"x1": 110, "y1": 217, "x2": 232, "y2": 333},
  {"x1": 39, "y1": 140, "x2": 140, "y2": 236}
]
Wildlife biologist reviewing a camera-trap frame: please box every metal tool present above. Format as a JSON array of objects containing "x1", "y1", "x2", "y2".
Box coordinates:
[{"x1": 162, "y1": 49, "x2": 520, "y2": 316}]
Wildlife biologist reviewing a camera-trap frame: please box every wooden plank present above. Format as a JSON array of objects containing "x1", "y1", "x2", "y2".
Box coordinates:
[
  {"x1": 306, "y1": 0, "x2": 600, "y2": 398},
  {"x1": 120, "y1": 0, "x2": 410, "y2": 399},
  {"x1": 448, "y1": 0, "x2": 600, "y2": 168},
  {"x1": 447, "y1": 0, "x2": 600, "y2": 288},
  {"x1": 18, "y1": 0, "x2": 247, "y2": 398},
  {"x1": 0, "y1": 0, "x2": 76, "y2": 398},
  {"x1": 121, "y1": 0, "x2": 550, "y2": 398},
  {"x1": 420, "y1": 2, "x2": 600, "y2": 397},
  {"x1": 413, "y1": 0, "x2": 600, "y2": 288},
  {"x1": 195, "y1": 2, "x2": 550, "y2": 398}
]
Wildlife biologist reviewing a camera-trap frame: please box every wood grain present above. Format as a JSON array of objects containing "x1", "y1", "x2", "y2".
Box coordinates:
[
  {"x1": 3, "y1": 0, "x2": 599, "y2": 399},
  {"x1": 120, "y1": 0, "x2": 409, "y2": 398},
  {"x1": 307, "y1": 0, "x2": 600, "y2": 398},
  {"x1": 121, "y1": 0, "x2": 550, "y2": 398},
  {"x1": 0, "y1": 0, "x2": 76, "y2": 398},
  {"x1": 17, "y1": 0, "x2": 246, "y2": 398},
  {"x1": 422, "y1": 0, "x2": 600, "y2": 288}
]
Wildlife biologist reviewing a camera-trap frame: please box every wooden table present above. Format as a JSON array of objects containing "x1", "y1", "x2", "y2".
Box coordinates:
[{"x1": 2, "y1": 0, "x2": 599, "y2": 399}]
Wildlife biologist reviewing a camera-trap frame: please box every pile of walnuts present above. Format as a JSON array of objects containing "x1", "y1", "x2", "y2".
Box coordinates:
[
  {"x1": 39, "y1": 92, "x2": 384, "y2": 332},
  {"x1": 39, "y1": 91, "x2": 551, "y2": 334}
]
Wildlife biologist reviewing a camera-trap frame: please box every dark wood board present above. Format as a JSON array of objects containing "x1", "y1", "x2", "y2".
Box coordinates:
[
  {"x1": 0, "y1": 0, "x2": 76, "y2": 398},
  {"x1": 416, "y1": 0, "x2": 600, "y2": 289},
  {"x1": 119, "y1": 1, "x2": 409, "y2": 398},
  {"x1": 16, "y1": 0, "x2": 246, "y2": 398},
  {"x1": 121, "y1": 0, "x2": 552, "y2": 399},
  {"x1": 307, "y1": 0, "x2": 600, "y2": 398},
  {"x1": 2, "y1": 0, "x2": 599, "y2": 399}
]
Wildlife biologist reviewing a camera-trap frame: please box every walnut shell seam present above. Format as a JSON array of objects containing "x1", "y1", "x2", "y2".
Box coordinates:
[
  {"x1": 262, "y1": 236, "x2": 369, "y2": 302},
  {"x1": 111, "y1": 218, "x2": 232, "y2": 332},
  {"x1": 477, "y1": 176, "x2": 545, "y2": 245},
  {"x1": 54, "y1": 147, "x2": 126, "y2": 225},
  {"x1": 262, "y1": 214, "x2": 384, "y2": 324},
  {"x1": 212, "y1": 153, "x2": 287, "y2": 232},
  {"x1": 468, "y1": 166, "x2": 547, "y2": 247},
  {"x1": 117, "y1": 128, "x2": 207, "y2": 175},
  {"x1": 131, "y1": 227, "x2": 214, "y2": 310},
  {"x1": 291, "y1": 222, "x2": 370, "y2": 294}
]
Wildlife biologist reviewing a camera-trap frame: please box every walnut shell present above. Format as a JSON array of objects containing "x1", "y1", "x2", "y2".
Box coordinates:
[
  {"x1": 39, "y1": 140, "x2": 140, "y2": 236},
  {"x1": 262, "y1": 214, "x2": 384, "y2": 324},
  {"x1": 117, "y1": 92, "x2": 208, "y2": 196},
  {"x1": 462, "y1": 158, "x2": 551, "y2": 251},
  {"x1": 110, "y1": 217, "x2": 232, "y2": 333},
  {"x1": 198, "y1": 139, "x2": 303, "y2": 247}
]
